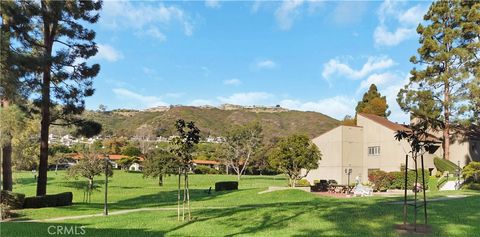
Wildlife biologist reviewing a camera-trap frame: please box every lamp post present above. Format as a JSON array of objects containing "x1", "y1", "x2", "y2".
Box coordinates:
[
  {"x1": 345, "y1": 167, "x2": 352, "y2": 192},
  {"x1": 456, "y1": 161, "x2": 461, "y2": 190}
]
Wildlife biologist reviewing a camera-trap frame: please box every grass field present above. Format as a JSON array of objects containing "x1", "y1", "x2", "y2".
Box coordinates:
[{"x1": 1, "y1": 171, "x2": 480, "y2": 237}]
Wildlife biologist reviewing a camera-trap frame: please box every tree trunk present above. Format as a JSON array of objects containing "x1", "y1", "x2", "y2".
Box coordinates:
[
  {"x1": 37, "y1": 7, "x2": 53, "y2": 196},
  {"x1": 177, "y1": 168, "x2": 181, "y2": 221},
  {"x1": 443, "y1": 75, "x2": 451, "y2": 161},
  {"x1": 2, "y1": 136, "x2": 13, "y2": 191},
  {"x1": 158, "y1": 175, "x2": 163, "y2": 186},
  {"x1": 182, "y1": 169, "x2": 186, "y2": 221},
  {"x1": 186, "y1": 171, "x2": 191, "y2": 221}
]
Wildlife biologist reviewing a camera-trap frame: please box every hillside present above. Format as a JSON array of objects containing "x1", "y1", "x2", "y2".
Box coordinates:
[{"x1": 61, "y1": 106, "x2": 340, "y2": 141}]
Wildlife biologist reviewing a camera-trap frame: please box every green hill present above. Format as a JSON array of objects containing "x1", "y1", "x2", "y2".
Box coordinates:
[{"x1": 62, "y1": 106, "x2": 339, "y2": 140}]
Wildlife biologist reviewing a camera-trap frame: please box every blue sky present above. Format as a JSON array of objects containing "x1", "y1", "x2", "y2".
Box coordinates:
[{"x1": 85, "y1": 0, "x2": 432, "y2": 123}]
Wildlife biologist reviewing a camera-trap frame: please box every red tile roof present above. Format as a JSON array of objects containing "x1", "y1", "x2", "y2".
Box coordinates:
[
  {"x1": 192, "y1": 159, "x2": 220, "y2": 165},
  {"x1": 67, "y1": 153, "x2": 144, "y2": 161}
]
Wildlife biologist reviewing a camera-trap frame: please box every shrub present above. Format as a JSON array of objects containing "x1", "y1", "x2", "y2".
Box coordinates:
[
  {"x1": 462, "y1": 161, "x2": 480, "y2": 183},
  {"x1": 0, "y1": 190, "x2": 25, "y2": 209},
  {"x1": 295, "y1": 179, "x2": 311, "y2": 187},
  {"x1": 463, "y1": 183, "x2": 480, "y2": 190},
  {"x1": 386, "y1": 170, "x2": 430, "y2": 190},
  {"x1": 435, "y1": 170, "x2": 443, "y2": 178},
  {"x1": 215, "y1": 181, "x2": 238, "y2": 191},
  {"x1": 0, "y1": 203, "x2": 13, "y2": 220},
  {"x1": 434, "y1": 157, "x2": 459, "y2": 173},
  {"x1": 23, "y1": 192, "x2": 73, "y2": 209},
  {"x1": 368, "y1": 170, "x2": 394, "y2": 191},
  {"x1": 193, "y1": 165, "x2": 219, "y2": 174}
]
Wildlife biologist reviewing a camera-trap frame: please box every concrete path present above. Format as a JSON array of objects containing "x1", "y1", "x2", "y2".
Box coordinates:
[
  {"x1": 258, "y1": 186, "x2": 310, "y2": 194},
  {"x1": 440, "y1": 180, "x2": 461, "y2": 191},
  {"x1": 10, "y1": 206, "x2": 231, "y2": 223}
]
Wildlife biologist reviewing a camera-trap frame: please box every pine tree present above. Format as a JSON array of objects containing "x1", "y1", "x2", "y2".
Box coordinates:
[
  {"x1": 10, "y1": 1, "x2": 102, "y2": 196},
  {"x1": 397, "y1": 0, "x2": 480, "y2": 160},
  {"x1": 355, "y1": 84, "x2": 390, "y2": 117}
]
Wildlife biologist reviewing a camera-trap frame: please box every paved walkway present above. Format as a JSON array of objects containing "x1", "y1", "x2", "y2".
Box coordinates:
[
  {"x1": 440, "y1": 180, "x2": 461, "y2": 191},
  {"x1": 10, "y1": 206, "x2": 232, "y2": 223}
]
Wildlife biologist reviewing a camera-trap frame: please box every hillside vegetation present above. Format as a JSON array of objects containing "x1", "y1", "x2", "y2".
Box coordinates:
[{"x1": 62, "y1": 106, "x2": 339, "y2": 140}]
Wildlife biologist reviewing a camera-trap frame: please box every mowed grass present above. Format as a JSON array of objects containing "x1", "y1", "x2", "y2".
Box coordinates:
[{"x1": 1, "y1": 171, "x2": 480, "y2": 237}]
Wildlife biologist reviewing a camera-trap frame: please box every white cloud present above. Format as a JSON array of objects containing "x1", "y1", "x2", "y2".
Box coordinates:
[
  {"x1": 144, "y1": 27, "x2": 167, "y2": 41},
  {"x1": 112, "y1": 88, "x2": 168, "y2": 108},
  {"x1": 331, "y1": 1, "x2": 367, "y2": 25},
  {"x1": 275, "y1": 0, "x2": 304, "y2": 30},
  {"x1": 280, "y1": 96, "x2": 357, "y2": 120},
  {"x1": 357, "y1": 72, "x2": 400, "y2": 93},
  {"x1": 374, "y1": 0, "x2": 428, "y2": 46},
  {"x1": 189, "y1": 99, "x2": 215, "y2": 106},
  {"x1": 101, "y1": 1, "x2": 194, "y2": 39},
  {"x1": 205, "y1": 0, "x2": 220, "y2": 9},
  {"x1": 322, "y1": 56, "x2": 395, "y2": 80},
  {"x1": 255, "y1": 59, "x2": 277, "y2": 70},
  {"x1": 218, "y1": 92, "x2": 274, "y2": 106},
  {"x1": 223, "y1": 79, "x2": 242, "y2": 86},
  {"x1": 95, "y1": 44, "x2": 123, "y2": 62},
  {"x1": 373, "y1": 25, "x2": 415, "y2": 47}
]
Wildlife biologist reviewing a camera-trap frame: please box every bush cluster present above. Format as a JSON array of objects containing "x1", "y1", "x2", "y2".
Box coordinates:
[
  {"x1": 0, "y1": 190, "x2": 26, "y2": 209},
  {"x1": 193, "y1": 165, "x2": 219, "y2": 174},
  {"x1": 368, "y1": 170, "x2": 430, "y2": 191},
  {"x1": 215, "y1": 181, "x2": 238, "y2": 191},
  {"x1": 295, "y1": 179, "x2": 311, "y2": 187},
  {"x1": 23, "y1": 192, "x2": 73, "y2": 209}
]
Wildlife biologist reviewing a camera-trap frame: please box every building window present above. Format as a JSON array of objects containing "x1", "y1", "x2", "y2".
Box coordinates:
[{"x1": 368, "y1": 146, "x2": 380, "y2": 156}]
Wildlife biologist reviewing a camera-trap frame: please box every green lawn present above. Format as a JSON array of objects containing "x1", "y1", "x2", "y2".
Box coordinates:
[{"x1": 1, "y1": 171, "x2": 480, "y2": 237}]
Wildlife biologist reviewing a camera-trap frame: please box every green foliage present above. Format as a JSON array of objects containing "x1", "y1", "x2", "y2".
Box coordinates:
[
  {"x1": 0, "y1": 190, "x2": 25, "y2": 209},
  {"x1": 121, "y1": 144, "x2": 142, "y2": 157},
  {"x1": 269, "y1": 134, "x2": 321, "y2": 187},
  {"x1": 355, "y1": 84, "x2": 390, "y2": 117},
  {"x1": 215, "y1": 181, "x2": 238, "y2": 191},
  {"x1": 463, "y1": 183, "x2": 480, "y2": 190},
  {"x1": 67, "y1": 151, "x2": 113, "y2": 190},
  {"x1": 102, "y1": 137, "x2": 128, "y2": 154},
  {"x1": 462, "y1": 161, "x2": 480, "y2": 183},
  {"x1": 23, "y1": 192, "x2": 73, "y2": 209},
  {"x1": 368, "y1": 170, "x2": 431, "y2": 191},
  {"x1": 435, "y1": 170, "x2": 443, "y2": 178},
  {"x1": 295, "y1": 179, "x2": 311, "y2": 187},
  {"x1": 193, "y1": 166, "x2": 219, "y2": 174},
  {"x1": 368, "y1": 170, "x2": 394, "y2": 191},
  {"x1": 219, "y1": 122, "x2": 263, "y2": 180},
  {"x1": 143, "y1": 149, "x2": 179, "y2": 181},
  {"x1": 434, "y1": 157, "x2": 460, "y2": 173}
]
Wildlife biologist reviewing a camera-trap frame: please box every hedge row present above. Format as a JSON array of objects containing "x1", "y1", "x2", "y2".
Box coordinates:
[
  {"x1": 215, "y1": 181, "x2": 238, "y2": 191},
  {"x1": 0, "y1": 190, "x2": 25, "y2": 209},
  {"x1": 368, "y1": 170, "x2": 430, "y2": 191},
  {"x1": 23, "y1": 192, "x2": 73, "y2": 209},
  {"x1": 193, "y1": 166, "x2": 219, "y2": 174},
  {"x1": 434, "y1": 157, "x2": 459, "y2": 173}
]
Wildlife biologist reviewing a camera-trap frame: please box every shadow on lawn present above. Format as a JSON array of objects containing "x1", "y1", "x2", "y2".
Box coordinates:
[{"x1": 6, "y1": 195, "x2": 480, "y2": 236}]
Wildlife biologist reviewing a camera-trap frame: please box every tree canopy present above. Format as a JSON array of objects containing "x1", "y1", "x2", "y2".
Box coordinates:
[
  {"x1": 356, "y1": 84, "x2": 390, "y2": 118},
  {"x1": 269, "y1": 134, "x2": 321, "y2": 187}
]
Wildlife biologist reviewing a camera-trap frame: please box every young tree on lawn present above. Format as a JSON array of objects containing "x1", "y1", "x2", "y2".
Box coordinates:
[
  {"x1": 121, "y1": 144, "x2": 142, "y2": 157},
  {"x1": 397, "y1": 1, "x2": 480, "y2": 161},
  {"x1": 356, "y1": 84, "x2": 390, "y2": 118},
  {"x1": 170, "y1": 119, "x2": 200, "y2": 221},
  {"x1": 143, "y1": 149, "x2": 179, "y2": 186},
  {"x1": 48, "y1": 144, "x2": 73, "y2": 174},
  {"x1": 220, "y1": 122, "x2": 263, "y2": 180},
  {"x1": 67, "y1": 150, "x2": 112, "y2": 197},
  {"x1": 9, "y1": 1, "x2": 103, "y2": 196},
  {"x1": 269, "y1": 134, "x2": 321, "y2": 187}
]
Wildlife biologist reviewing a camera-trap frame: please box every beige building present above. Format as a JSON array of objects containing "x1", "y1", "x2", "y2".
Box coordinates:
[{"x1": 303, "y1": 113, "x2": 444, "y2": 184}]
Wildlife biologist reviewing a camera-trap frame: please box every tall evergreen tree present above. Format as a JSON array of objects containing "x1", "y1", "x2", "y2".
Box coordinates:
[
  {"x1": 10, "y1": 1, "x2": 102, "y2": 196},
  {"x1": 397, "y1": 0, "x2": 480, "y2": 160},
  {"x1": 355, "y1": 84, "x2": 390, "y2": 117}
]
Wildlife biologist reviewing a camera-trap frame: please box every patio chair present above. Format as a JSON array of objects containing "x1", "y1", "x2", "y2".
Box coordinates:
[{"x1": 352, "y1": 184, "x2": 373, "y2": 197}]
